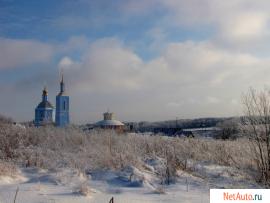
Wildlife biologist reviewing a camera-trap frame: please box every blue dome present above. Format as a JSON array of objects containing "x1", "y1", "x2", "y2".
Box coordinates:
[{"x1": 36, "y1": 101, "x2": 54, "y2": 109}]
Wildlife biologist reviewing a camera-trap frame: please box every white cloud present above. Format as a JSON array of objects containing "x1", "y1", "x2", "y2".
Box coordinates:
[
  {"x1": 167, "y1": 101, "x2": 183, "y2": 107},
  {"x1": 143, "y1": 40, "x2": 268, "y2": 90},
  {"x1": 4, "y1": 35, "x2": 270, "y2": 122},
  {"x1": 156, "y1": 0, "x2": 270, "y2": 48},
  {"x1": 62, "y1": 38, "x2": 270, "y2": 97},
  {"x1": 55, "y1": 38, "x2": 270, "y2": 122},
  {"x1": 5, "y1": 0, "x2": 270, "y2": 122},
  {"x1": 206, "y1": 96, "x2": 220, "y2": 104},
  {"x1": 58, "y1": 56, "x2": 75, "y2": 69},
  {"x1": 0, "y1": 36, "x2": 91, "y2": 71},
  {"x1": 231, "y1": 99, "x2": 239, "y2": 105},
  {"x1": 0, "y1": 38, "x2": 54, "y2": 70},
  {"x1": 64, "y1": 38, "x2": 143, "y2": 93},
  {"x1": 58, "y1": 35, "x2": 90, "y2": 53},
  {"x1": 221, "y1": 12, "x2": 268, "y2": 40}
]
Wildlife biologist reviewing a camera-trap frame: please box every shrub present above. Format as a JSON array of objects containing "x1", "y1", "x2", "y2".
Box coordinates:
[{"x1": 0, "y1": 124, "x2": 257, "y2": 185}]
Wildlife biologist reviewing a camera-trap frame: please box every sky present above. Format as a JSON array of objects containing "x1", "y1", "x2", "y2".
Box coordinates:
[{"x1": 1, "y1": 0, "x2": 270, "y2": 123}]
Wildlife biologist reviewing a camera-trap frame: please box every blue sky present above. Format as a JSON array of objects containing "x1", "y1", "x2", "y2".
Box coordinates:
[{"x1": 1, "y1": 0, "x2": 270, "y2": 123}]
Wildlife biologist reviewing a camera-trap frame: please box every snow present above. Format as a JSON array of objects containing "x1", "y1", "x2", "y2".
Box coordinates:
[{"x1": 0, "y1": 162, "x2": 260, "y2": 203}]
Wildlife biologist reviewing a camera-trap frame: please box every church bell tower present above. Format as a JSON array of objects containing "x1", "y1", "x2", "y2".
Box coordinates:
[{"x1": 55, "y1": 74, "x2": 69, "y2": 127}]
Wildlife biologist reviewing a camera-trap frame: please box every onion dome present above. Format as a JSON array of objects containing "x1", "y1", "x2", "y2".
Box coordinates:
[{"x1": 37, "y1": 87, "x2": 54, "y2": 109}]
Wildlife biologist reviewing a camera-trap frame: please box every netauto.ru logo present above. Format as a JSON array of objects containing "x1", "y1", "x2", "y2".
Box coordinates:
[
  {"x1": 223, "y1": 192, "x2": 262, "y2": 201},
  {"x1": 210, "y1": 189, "x2": 270, "y2": 203}
]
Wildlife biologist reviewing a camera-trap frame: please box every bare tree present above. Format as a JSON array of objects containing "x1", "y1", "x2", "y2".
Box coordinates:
[{"x1": 242, "y1": 88, "x2": 270, "y2": 185}]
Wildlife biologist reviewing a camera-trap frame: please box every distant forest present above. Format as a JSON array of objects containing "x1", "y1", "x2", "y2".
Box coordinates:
[{"x1": 127, "y1": 117, "x2": 236, "y2": 132}]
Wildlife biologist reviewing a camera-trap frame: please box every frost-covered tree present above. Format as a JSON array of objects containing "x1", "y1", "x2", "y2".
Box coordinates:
[{"x1": 242, "y1": 88, "x2": 270, "y2": 185}]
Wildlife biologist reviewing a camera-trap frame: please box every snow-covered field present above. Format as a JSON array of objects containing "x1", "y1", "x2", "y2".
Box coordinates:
[
  {"x1": 0, "y1": 162, "x2": 260, "y2": 203},
  {"x1": 0, "y1": 124, "x2": 263, "y2": 202}
]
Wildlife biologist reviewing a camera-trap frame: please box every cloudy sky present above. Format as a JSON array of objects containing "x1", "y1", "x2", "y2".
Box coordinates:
[{"x1": 1, "y1": 0, "x2": 270, "y2": 123}]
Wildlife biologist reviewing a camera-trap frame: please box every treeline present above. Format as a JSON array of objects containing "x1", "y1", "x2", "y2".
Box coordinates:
[{"x1": 127, "y1": 117, "x2": 234, "y2": 132}]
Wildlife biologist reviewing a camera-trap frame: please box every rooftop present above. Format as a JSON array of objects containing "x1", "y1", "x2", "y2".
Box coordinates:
[
  {"x1": 95, "y1": 119, "x2": 124, "y2": 126},
  {"x1": 95, "y1": 111, "x2": 124, "y2": 126},
  {"x1": 36, "y1": 101, "x2": 54, "y2": 109}
]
